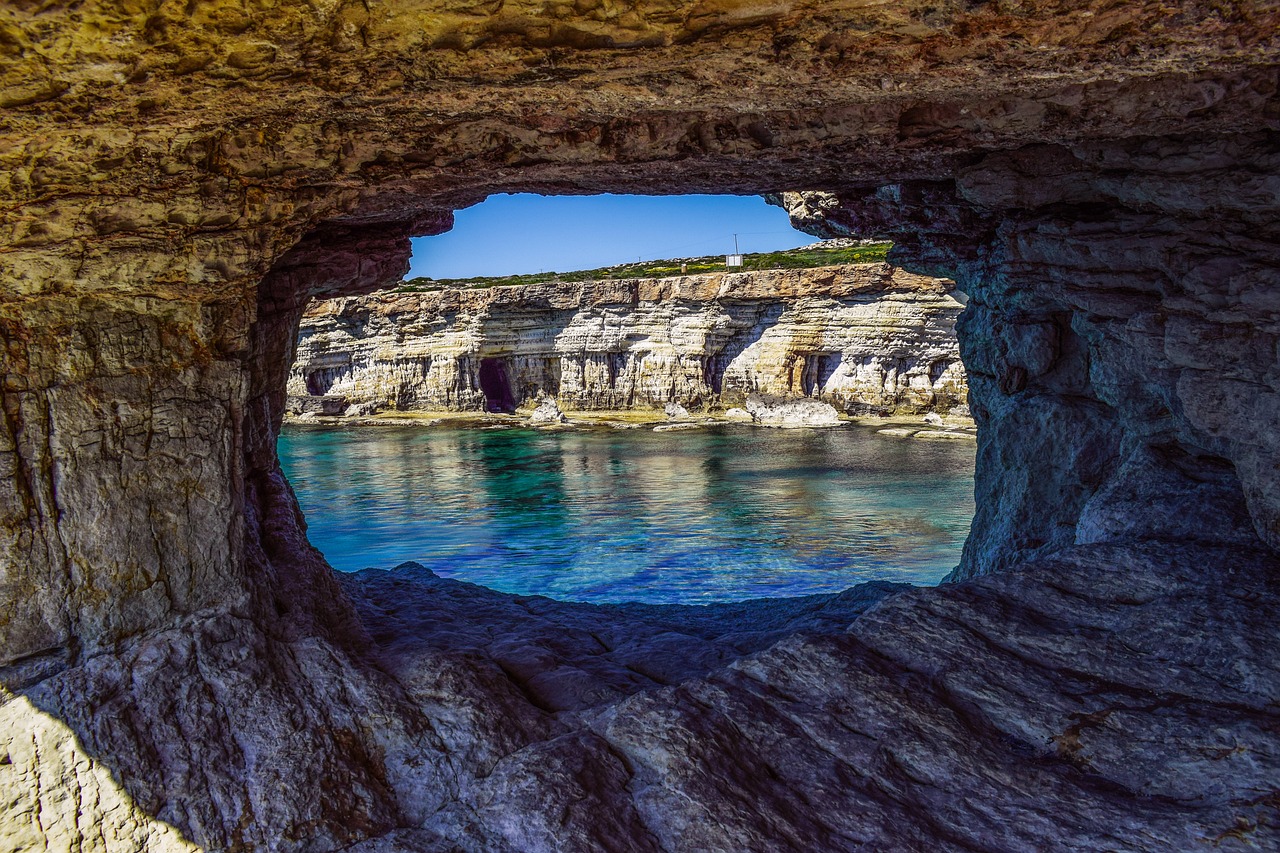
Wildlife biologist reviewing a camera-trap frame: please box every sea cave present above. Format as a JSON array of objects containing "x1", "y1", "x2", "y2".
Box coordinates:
[{"x1": 1, "y1": 2, "x2": 1279, "y2": 851}]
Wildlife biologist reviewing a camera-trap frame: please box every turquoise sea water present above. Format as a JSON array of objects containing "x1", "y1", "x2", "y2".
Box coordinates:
[{"x1": 278, "y1": 424, "x2": 976, "y2": 604}]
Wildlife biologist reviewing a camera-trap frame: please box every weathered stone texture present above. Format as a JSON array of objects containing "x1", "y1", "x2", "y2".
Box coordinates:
[
  {"x1": 290, "y1": 264, "x2": 968, "y2": 416},
  {"x1": 771, "y1": 134, "x2": 1280, "y2": 575},
  {"x1": 2, "y1": 0, "x2": 1279, "y2": 850}
]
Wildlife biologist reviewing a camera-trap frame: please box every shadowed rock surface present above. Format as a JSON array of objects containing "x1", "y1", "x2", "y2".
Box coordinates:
[
  {"x1": 345, "y1": 564, "x2": 907, "y2": 715},
  {"x1": 332, "y1": 543, "x2": 1280, "y2": 852},
  {"x1": 2, "y1": 1, "x2": 1279, "y2": 850}
]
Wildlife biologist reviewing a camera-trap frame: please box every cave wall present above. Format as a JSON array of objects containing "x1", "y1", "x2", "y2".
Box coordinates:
[
  {"x1": 289, "y1": 264, "x2": 968, "y2": 416},
  {"x1": 775, "y1": 133, "x2": 1280, "y2": 575},
  {"x1": 2, "y1": 0, "x2": 1279, "y2": 849}
]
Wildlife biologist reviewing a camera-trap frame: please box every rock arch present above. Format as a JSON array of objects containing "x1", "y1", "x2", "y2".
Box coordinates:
[{"x1": 2, "y1": 1, "x2": 1279, "y2": 849}]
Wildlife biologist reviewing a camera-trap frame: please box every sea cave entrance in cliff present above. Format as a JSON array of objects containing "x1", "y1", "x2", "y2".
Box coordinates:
[
  {"x1": 276, "y1": 192, "x2": 977, "y2": 605},
  {"x1": 478, "y1": 358, "x2": 517, "y2": 413}
]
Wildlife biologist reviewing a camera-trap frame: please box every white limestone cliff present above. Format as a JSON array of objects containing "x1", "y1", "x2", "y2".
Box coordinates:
[{"x1": 289, "y1": 264, "x2": 968, "y2": 416}]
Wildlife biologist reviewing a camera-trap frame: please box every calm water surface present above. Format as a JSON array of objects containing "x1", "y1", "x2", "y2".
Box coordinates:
[{"x1": 278, "y1": 424, "x2": 975, "y2": 604}]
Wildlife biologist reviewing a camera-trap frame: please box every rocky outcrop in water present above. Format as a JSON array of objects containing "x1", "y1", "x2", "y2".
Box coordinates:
[
  {"x1": 743, "y1": 395, "x2": 843, "y2": 428},
  {"x1": 3, "y1": 0, "x2": 1279, "y2": 850},
  {"x1": 289, "y1": 265, "x2": 968, "y2": 416}
]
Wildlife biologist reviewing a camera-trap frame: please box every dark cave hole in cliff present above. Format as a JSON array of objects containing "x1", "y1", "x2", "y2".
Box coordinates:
[
  {"x1": 478, "y1": 358, "x2": 517, "y2": 413},
  {"x1": 304, "y1": 369, "x2": 333, "y2": 396}
]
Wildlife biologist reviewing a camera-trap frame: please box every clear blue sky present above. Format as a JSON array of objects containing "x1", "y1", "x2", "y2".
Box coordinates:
[{"x1": 406, "y1": 194, "x2": 815, "y2": 279}]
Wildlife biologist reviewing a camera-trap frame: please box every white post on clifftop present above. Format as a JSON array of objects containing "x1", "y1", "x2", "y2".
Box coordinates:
[{"x1": 726, "y1": 234, "x2": 744, "y2": 269}]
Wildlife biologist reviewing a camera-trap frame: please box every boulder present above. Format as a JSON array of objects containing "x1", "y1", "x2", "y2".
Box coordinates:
[
  {"x1": 744, "y1": 395, "x2": 843, "y2": 428},
  {"x1": 286, "y1": 394, "x2": 348, "y2": 416},
  {"x1": 529, "y1": 397, "x2": 568, "y2": 425},
  {"x1": 343, "y1": 400, "x2": 381, "y2": 417}
]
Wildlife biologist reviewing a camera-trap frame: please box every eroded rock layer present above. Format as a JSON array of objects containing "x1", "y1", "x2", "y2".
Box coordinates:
[
  {"x1": 289, "y1": 264, "x2": 968, "y2": 416},
  {"x1": 2, "y1": 0, "x2": 1279, "y2": 850}
]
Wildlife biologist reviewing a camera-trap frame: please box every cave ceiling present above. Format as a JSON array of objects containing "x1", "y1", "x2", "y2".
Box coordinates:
[{"x1": 2, "y1": 0, "x2": 1277, "y2": 250}]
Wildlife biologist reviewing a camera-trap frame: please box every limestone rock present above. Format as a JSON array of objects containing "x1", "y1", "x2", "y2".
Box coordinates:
[
  {"x1": 2, "y1": 0, "x2": 1278, "y2": 850},
  {"x1": 0, "y1": 693, "x2": 202, "y2": 853},
  {"x1": 344, "y1": 400, "x2": 381, "y2": 418},
  {"x1": 663, "y1": 402, "x2": 690, "y2": 420},
  {"x1": 287, "y1": 394, "x2": 348, "y2": 416},
  {"x1": 289, "y1": 266, "x2": 969, "y2": 417},
  {"x1": 913, "y1": 429, "x2": 976, "y2": 440},
  {"x1": 770, "y1": 137, "x2": 1280, "y2": 575},
  {"x1": 744, "y1": 394, "x2": 843, "y2": 428},
  {"x1": 528, "y1": 397, "x2": 567, "y2": 425}
]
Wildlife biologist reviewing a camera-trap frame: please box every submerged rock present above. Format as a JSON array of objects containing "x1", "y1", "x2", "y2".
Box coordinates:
[{"x1": 913, "y1": 429, "x2": 976, "y2": 440}]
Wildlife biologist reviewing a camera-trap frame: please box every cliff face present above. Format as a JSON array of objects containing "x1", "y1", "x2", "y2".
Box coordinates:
[
  {"x1": 289, "y1": 264, "x2": 968, "y2": 416},
  {"x1": 3, "y1": 1, "x2": 1280, "y2": 850}
]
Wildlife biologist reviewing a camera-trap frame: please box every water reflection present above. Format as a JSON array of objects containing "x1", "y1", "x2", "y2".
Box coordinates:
[{"x1": 278, "y1": 424, "x2": 975, "y2": 604}]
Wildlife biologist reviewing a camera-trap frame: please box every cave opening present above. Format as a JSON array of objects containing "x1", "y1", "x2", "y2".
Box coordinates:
[
  {"x1": 402, "y1": 192, "x2": 818, "y2": 281},
  {"x1": 478, "y1": 357, "x2": 517, "y2": 413},
  {"x1": 274, "y1": 191, "x2": 977, "y2": 605},
  {"x1": 304, "y1": 369, "x2": 331, "y2": 396},
  {"x1": 798, "y1": 353, "x2": 840, "y2": 397}
]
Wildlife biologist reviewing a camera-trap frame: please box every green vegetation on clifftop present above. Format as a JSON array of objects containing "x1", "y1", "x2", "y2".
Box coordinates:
[{"x1": 396, "y1": 242, "x2": 893, "y2": 293}]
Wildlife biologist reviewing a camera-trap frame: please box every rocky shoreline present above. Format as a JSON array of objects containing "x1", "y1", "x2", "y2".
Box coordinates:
[{"x1": 283, "y1": 396, "x2": 979, "y2": 439}]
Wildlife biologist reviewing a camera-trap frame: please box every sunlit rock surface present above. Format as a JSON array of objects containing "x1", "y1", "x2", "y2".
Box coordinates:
[
  {"x1": 0, "y1": 695, "x2": 200, "y2": 853},
  {"x1": 2, "y1": 0, "x2": 1279, "y2": 849},
  {"x1": 741, "y1": 394, "x2": 844, "y2": 428},
  {"x1": 289, "y1": 265, "x2": 967, "y2": 416}
]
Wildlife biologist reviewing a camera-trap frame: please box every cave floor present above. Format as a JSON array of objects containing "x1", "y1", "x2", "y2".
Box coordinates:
[{"x1": 334, "y1": 541, "x2": 1280, "y2": 852}]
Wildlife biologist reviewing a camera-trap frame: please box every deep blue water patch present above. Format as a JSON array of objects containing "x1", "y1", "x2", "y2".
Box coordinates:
[{"x1": 278, "y1": 425, "x2": 975, "y2": 604}]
